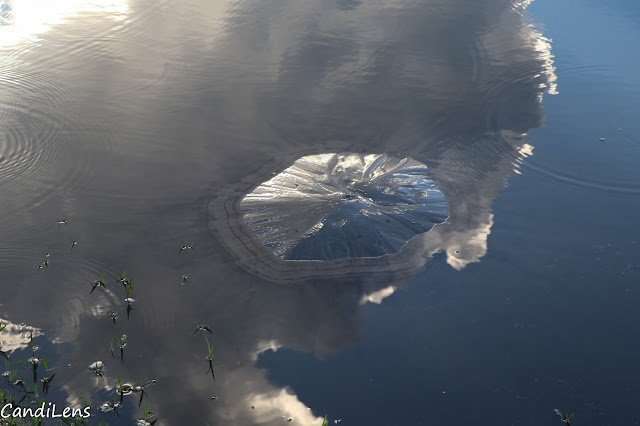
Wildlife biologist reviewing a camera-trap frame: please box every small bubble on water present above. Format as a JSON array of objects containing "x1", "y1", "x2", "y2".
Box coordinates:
[
  {"x1": 211, "y1": 396, "x2": 216, "y2": 400},
  {"x1": 600, "y1": 138, "x2": 606, "y2": 141},
  {"x1": 251, "y1": 406, "x2": 255, "y2": 409}
]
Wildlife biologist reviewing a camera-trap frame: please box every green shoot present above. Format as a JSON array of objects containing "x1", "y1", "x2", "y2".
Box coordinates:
[
  {"x1": 204, "y1": 336, "x2": 213, "y2": 360},
  {"x1": 204, "y1": 335, "x2": 215, "y2": 381},
  {"x1": 554, "y1": 409, "x2": 575, "y2": 425}
]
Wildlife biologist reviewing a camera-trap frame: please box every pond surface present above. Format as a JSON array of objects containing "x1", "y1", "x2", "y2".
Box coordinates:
[{"x1": 1, "y1": 0, "x2": 639, "y2": 425}]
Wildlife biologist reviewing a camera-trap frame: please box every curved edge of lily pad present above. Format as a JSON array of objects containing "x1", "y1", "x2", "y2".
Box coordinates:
[{"x1": 209, "y1": 152, "x2": 450, "y2": 283}]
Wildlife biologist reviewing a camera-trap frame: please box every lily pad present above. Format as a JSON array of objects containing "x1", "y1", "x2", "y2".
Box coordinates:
[{"x1": 240, "y1": 153, "x2": 448, "y2": 261}]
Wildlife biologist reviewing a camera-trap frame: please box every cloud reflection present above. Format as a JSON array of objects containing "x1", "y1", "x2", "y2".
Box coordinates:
[{"x1": 0, "y1": 0, "x2": 557, "y2": 424}]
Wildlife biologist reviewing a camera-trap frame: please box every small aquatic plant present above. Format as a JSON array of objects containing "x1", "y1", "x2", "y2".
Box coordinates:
[
  {"x1": 132, "y1": 378, "x2": 157, "y2": 407},
  {"x1": 90, "y1": 269, "x2": 106, "y2": 294},
  {"x1": 27, "y1": 332, "x2": 39, "y2": 382},
  {"x1": 124, "y1": 283, "x2": 134, "y2": 318},
  {"x1": 118, "y1": 335, "x2": 127, "y2": 362},
  {"x1": 118, "y1": 334, "x2": 127, "y2": 361},
  {"x1": 181, "y1": 275, "x2": 188, "y2": 285},
  {"x1": 43, "y1": 252, "x2": 49, "y2": 268},
  {"x1": 192, "y1": 323, "x2": 213, "y2": 336},
  {"x1": 88, "y1": 361, "x2": 104, "y2": 377},
  {"x1": 71, "y1": 240, "x2": 77, "y2": 251},
  {"x1": 179, "y1": 243, "x2": 195, "y2": 254},
  {"x1": 135, "y1": 403, "x2": 158, "y2": 425},
  {"x1": 554, "y1": 409, "x2": 575, "y2": 425},
  {"x1": 115, "y1": 271, "x2": 128, "y2": 285},
  {"x1": 109, "y1": 307, "x2": 117, "y2": 324},
  {"x1": 115, "y1": 376, "x2": 134, "y2": 405},
  {"x1": 125, "y1": 280, "x2": 133, "y2": 296},
  {"x1": 39, "y1": 358, "x2": 55, "y2": 394},
  {"x1": 204, "y1": 335, "x2": 215, "y2": 381},
  {"x1": 99, "y1": 396, "x2": 121, "y2": 416},
  {"x1": 109, "y1": 338, "x2": 115, "y2": 358}
]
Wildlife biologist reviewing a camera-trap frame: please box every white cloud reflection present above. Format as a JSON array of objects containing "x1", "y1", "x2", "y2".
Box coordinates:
[{"x1": 360, "y1": 285, "x2": 397, "y2": 304}]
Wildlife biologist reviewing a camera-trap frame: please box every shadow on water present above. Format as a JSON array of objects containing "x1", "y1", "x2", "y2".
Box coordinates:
[{"x1": 0, "y1": 0, "x2": 557, "y2": 424}]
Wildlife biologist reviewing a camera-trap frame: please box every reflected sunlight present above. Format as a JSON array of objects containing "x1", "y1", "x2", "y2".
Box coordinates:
[{"x1": 0, "y1": 0, "x2": 129, "y2": 49}]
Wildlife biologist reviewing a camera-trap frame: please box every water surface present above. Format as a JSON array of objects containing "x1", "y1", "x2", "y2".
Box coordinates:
[{"x1": 1, "y1": 0, "x2": 639, "y2": 425}]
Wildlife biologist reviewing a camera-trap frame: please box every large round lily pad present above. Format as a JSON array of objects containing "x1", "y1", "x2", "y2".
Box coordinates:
[{"x1": 240, "y1": 153, "x2": 448, "y2": 261}]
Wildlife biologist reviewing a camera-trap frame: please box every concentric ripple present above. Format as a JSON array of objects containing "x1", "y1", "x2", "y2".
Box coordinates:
[{"x1": 0, "y1": 64, "x2": 94, "y2": 209}]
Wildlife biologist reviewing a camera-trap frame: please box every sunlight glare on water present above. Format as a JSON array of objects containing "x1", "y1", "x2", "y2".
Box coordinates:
[{"x1": 0, "y1": 0, "x2": 129, "y2": 49}]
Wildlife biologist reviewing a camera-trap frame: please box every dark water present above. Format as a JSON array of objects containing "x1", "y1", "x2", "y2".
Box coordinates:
[{"x1": 1, "y1": 0, "x2": 639, "y2": 424}]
